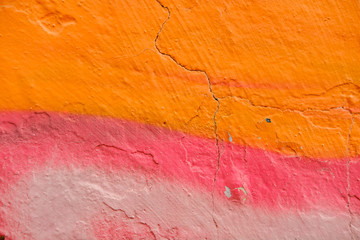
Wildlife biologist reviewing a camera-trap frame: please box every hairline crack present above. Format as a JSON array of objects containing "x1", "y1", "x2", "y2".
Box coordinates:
[{"x1": 154, "y1": 0, "x2": 221, "y2": 231}]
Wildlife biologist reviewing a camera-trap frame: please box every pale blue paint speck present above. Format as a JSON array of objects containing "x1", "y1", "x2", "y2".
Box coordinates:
[
  {"x1": 227, "y1": 132, "x2": 232, "y2": 142},
  {"x1": 224, "y1": 186, "x2": 231, "y2": 198}
]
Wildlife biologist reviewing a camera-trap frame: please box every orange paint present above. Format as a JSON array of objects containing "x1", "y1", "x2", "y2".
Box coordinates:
[{"x1": 1, "y1": 0, "x2": 360, "y2": 158}]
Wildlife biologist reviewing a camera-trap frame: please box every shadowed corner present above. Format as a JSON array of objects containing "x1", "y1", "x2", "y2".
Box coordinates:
[{"x1": 0, "y1": 235, "x2": 5, "y2": 240}]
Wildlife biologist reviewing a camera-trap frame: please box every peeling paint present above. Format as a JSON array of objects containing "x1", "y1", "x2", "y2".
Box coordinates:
[
  {"x1": 224, "y1": 186, "x2": 231, "y2": 198},
  {"x1": 227, "y1": 132, "x2": 232, "y2": 142},
  {"x1": 236, "y1": 187, "x2": 248, "y2": 203}
]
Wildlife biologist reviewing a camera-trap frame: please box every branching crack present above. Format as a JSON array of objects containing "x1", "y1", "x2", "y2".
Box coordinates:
[
  {"x1": 346, "y1": 116, "x2": 355, "y2": 240},
  {"x1": 154, "y1": 0, "x2": 221, "y2": 230}
]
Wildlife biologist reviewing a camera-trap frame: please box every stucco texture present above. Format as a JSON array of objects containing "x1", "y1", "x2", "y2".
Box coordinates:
[{"x1": 1, "y1": 0, "x2": 360, "y2": 239}]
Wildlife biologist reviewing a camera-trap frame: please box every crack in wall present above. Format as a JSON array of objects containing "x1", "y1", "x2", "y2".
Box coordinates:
[
  {"x1": 154, "y1": 0, "x2": 221, "y2": 230},
  {"x1": 220, "y1": 81, "x2": 360, "y2": 114},
  {"x1": 103, "y1": 201, "x2": 135, "y2": 219},
  {"x1": 220, "y1": 95, "x2": 358, "y2": 115},
  {"x1": 346, "y1": 116, "x2": 355, "y2": 240}
]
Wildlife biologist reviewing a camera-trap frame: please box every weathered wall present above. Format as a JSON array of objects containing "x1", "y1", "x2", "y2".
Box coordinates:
[{"x1": 1, "y1": 0, "x2": 360, "y2": 239}]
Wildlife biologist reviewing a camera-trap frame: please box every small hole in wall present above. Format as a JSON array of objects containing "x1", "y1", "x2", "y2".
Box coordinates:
[
  {"x1": 266, "y1": 118, "x2": 271, "y2": 123},
  {"x1": 163, "y1": 121, "x2": 167, "y2": 125}
]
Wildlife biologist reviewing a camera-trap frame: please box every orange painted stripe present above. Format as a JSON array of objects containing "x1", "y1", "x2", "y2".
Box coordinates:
[{"x1": 1, "y1": 1, "x2": 360, "y2": 158}]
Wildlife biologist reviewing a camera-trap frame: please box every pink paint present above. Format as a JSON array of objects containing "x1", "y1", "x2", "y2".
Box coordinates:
[
  {"x1": 3, "y1": 168, "x2": 354, "y2": 239},
  {"x1": 0, "y1": 111, "x2": 359, "y2": 238},
  {"x1": 0, "y1": 111, "x2": 354, "y2": 211}
]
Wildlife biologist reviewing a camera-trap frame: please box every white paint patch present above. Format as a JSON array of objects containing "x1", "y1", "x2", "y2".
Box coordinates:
[{"x1": 1, "y1": 166, "x2": 355, "y2": 239}]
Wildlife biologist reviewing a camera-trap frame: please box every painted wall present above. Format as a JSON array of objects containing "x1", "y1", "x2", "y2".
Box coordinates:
[{"x1": 1, "y1": 0, "x2": 360, "y2": 239}]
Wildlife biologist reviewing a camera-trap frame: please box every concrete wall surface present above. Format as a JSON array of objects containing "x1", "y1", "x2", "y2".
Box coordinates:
[{"x1": 1, "y1": 0, "x2": 360, "y2": 239}]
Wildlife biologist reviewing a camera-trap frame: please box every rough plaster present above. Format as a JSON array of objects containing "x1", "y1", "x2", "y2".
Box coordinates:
[{"x1": 1, "y1": 0, "x2": 360, "y2": 239}]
